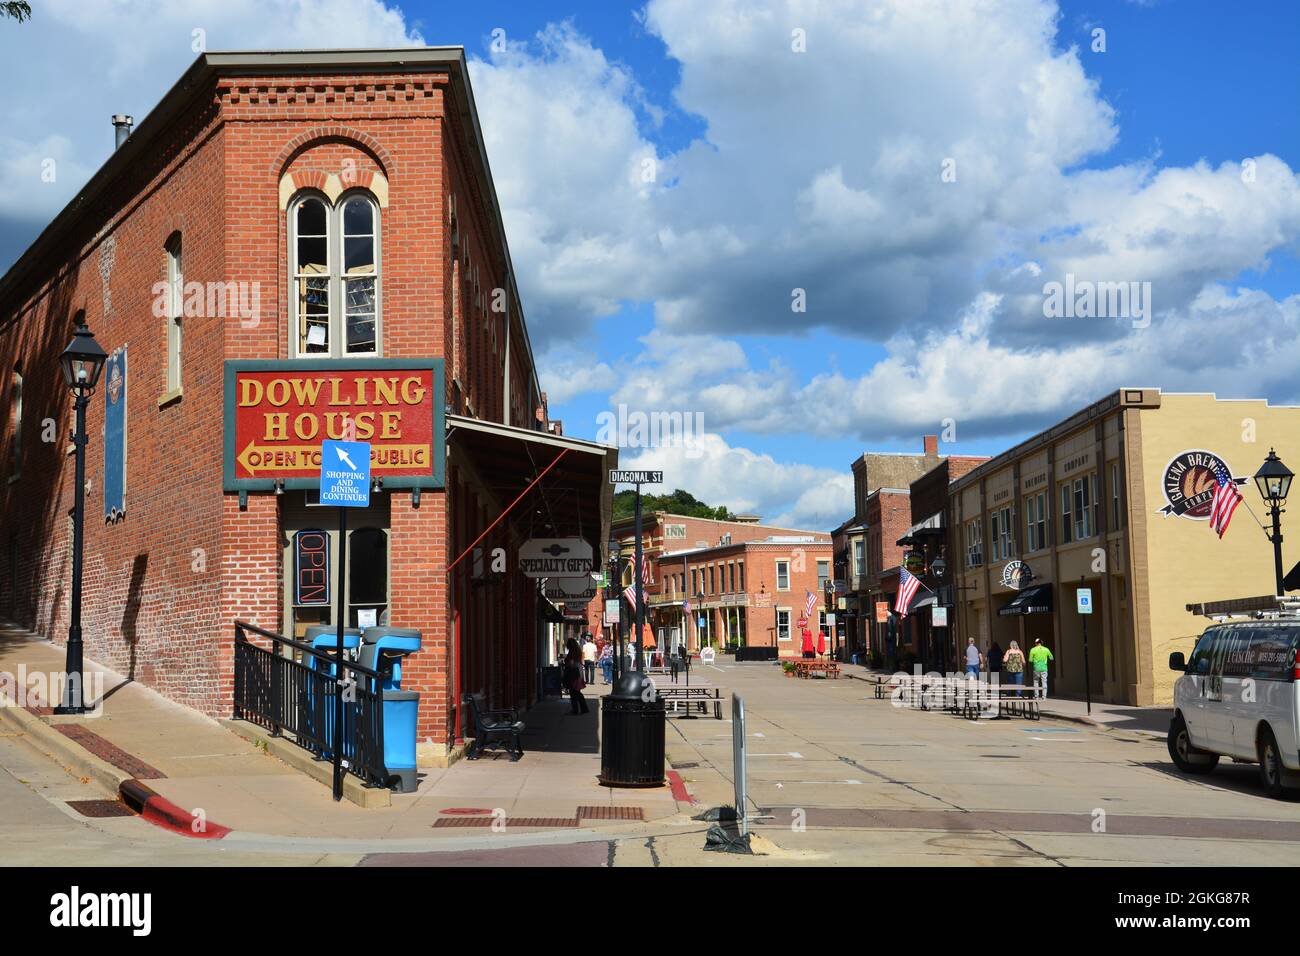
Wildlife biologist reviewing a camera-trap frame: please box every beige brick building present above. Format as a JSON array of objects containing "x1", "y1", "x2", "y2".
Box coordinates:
[{"x1": 949, "y1": 388, "x2": 1300, "y2": 705}]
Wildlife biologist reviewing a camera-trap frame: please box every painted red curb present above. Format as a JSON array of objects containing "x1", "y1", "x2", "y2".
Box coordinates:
[
  {"x1": 666, "y1": 770, "x2": 696, "y2": 805},
  {"x1": 118, "y1": 779, "x2": 231, "y2": 839}
]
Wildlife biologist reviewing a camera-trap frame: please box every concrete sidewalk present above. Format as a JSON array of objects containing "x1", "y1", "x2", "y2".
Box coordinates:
[{"x1": 0, "y1": 621, "x2": 686, "y2": 844}]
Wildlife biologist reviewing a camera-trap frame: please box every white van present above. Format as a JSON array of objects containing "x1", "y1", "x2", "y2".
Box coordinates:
[{"x1": 1168, "y1": 620, "x2": 1300, "y2": 798}]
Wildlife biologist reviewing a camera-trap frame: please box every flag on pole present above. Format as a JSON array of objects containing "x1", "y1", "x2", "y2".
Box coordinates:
[
  {"x1": 804, "y1": 590, "x2": 817, "y2": 619},
  {"x1": 1208, "y1": 463, "x2": 1243, "y2": 538},
  {"x1": 623, "y1": 584, "x2": 638, "y2": 613},
  {"x1": 895, "y1": 568, "x2": 922, "y2": 618},
  {"x1": 683, "y1": 596, "x2": 691, "y2": 614}
]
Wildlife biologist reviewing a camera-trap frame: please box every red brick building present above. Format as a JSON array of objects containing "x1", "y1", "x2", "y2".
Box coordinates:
[
  {"x1": 0, "y1": 50, "x2": 612, "y2": 766},
  {"x1": 605, "y1": 513, "x2": 831, "y2": 655}
]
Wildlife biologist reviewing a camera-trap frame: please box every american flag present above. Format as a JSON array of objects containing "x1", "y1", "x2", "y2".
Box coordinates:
[
  {"x1": 804, "y1": 590, "x2": 817, "y2": 619},
  {"x1": 683, "y1": 595, "x2": 691, "y2": 614},
  {"x1": 630, "y1": 553, "x2": 652, "y2": 585},
  {"x1": 895, "y1": 568, "x2": 922, "y2": 618},
  {"x1": 1208, "y1": 463, "x2": 1242, "y2": 538},
  {"x1": 623, "y1": 584, "x2": 638, "y2": 612}
]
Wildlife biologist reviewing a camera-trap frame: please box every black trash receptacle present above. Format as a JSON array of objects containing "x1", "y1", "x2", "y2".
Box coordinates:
[{"x1": 599, "y1": 672, "x2": 665, "y2": 787}]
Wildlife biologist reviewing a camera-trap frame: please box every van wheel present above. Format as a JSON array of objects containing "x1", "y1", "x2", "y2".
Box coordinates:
[
  {"x1": 1168, "y1": 714, "x2": 1218, "y2": 774},
  {"x1": 1257, "y1": 727, "x2": 1289, "y2": 799}
]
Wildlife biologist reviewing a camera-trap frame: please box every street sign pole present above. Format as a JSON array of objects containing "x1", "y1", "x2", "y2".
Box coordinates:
[
  {"x1": 634, "y1": 488, "x2": 644, "y2": 672},
  {"x1": 319, "y1": 439, "x2": 371, "y2": 802},
  {"x1": 334, "y1": 504, "x2": 347, "y2": 799},
  {"x1": 1079, "y1": 576, "x2": 1092, "y2": 715}
]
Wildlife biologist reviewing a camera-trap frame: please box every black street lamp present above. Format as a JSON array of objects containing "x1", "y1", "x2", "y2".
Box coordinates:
[
  {"x1": 55, "y1": 322, "x2": 107, "y2": 715},
  {"x1": 823, "y1": 578, "x2": 835, "y2": 660},
  {"x1": 1254, "y1": 448, "x2": 1294, "y2": 597}
]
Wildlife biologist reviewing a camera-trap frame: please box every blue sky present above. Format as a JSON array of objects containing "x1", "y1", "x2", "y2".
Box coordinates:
[{"x1": 2, "y1": 0, "x2": 1298, "y2": 528}]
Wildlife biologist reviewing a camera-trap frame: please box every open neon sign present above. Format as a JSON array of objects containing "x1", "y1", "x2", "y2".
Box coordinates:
[{"x1": 294, "y1": 529, "x2": 329, "y2": 605}]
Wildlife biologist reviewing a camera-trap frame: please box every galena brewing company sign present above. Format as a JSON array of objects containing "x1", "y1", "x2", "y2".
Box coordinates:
[
  {"x1": 223, "y1": 359, "x2": 445, "y2": 492},
  {"x1": 1158, "y1": 449, "x2": 1236, "y2": 520}
]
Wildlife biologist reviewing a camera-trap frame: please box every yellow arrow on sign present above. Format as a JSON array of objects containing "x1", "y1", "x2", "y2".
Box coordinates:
[{"x1": 237, "y1": 442, "x2": 432, "y2": 475}]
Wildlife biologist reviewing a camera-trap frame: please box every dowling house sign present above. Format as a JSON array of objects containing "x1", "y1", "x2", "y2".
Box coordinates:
[{"x1": 519, "y1": 538, "x2": 594, "y2": 578}]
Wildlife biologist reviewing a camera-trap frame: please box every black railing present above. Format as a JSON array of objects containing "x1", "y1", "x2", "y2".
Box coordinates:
[{"x1": 233, "y1": 621, "x2": 392, "y2": 789}]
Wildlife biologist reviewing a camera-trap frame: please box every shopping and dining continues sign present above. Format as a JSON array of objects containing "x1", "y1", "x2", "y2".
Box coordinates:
[{"x1": 222, "y1": 359, "x2": 445, "y2": 492}]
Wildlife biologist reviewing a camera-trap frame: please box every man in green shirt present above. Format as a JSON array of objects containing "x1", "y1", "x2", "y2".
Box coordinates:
[{"x1": 1029, "y1": 638, "x2": 1054, "y2": 699}]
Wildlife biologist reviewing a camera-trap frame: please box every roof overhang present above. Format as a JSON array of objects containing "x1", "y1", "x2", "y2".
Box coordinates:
[{"x1": 447, "y1": 414, "x2": 617, "y2": 562}]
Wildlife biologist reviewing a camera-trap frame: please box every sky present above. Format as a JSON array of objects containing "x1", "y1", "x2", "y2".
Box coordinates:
[{"x1": 2, "y1": 0, "x2": 1298, "y2": 530}]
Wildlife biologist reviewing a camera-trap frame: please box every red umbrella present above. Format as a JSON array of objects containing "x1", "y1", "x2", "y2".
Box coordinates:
[{"x1": 816, "y1": 628, "x2": 827, "y2": 656}]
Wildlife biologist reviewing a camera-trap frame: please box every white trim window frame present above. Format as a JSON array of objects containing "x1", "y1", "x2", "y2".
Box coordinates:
[
  {"x1": 776, "y1": 608, "x2": 792, "y2": 642},
  {"x1": 1061, "y1": 484, "x2": 1074, "y2": 544},
  {"x1": 1111, "y1": 462, "x2": 1121, "y2": 530},
  {"x1": 289, "y1": 190, "x2": 382, "y2": 358},
  {"x1": 165, "y1": 233, "x2": 183, "y2": 393},
  {"x1": 775, "y1": 559, "x2": 791, "y2": 591},
  {"x1": 998, "y1": 506, "x2": 1014, "y2": 559},
  {"x1": 8, "y1": 368, "x2": 21, "y2": 482},
  {"x1": 966, "y1": 519, "x2": 983, "y2": 567}
]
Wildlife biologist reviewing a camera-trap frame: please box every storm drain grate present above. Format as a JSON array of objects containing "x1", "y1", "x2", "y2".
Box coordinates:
[
  {"x1": 66, "y1": 799, "x2": 135, "y2": 818},
  {"x1": 432, "y1": 815, "x2": 579, "y2": 829},
  {"x1": 577, "y1": 806, "x2": 644, "y2": 821},
  {"x1": 670, "y1": 762, "x2": 700, "y2": 769},
  {"x1": 979, "y1": 754, "x2": 1021, "y2": 759},
  {"x1": 439, "y1": 807, "x2": 494, "y2": 815}
]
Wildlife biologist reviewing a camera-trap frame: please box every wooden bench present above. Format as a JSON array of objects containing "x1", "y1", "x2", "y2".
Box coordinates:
[{"x1": 462, "y1": 692, "x2": 525, "y2": 761}]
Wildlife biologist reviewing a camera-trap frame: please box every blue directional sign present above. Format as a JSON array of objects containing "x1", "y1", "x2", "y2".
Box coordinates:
[{"x1": 319, "y1": 440, "x2": 371, "y2": 507}]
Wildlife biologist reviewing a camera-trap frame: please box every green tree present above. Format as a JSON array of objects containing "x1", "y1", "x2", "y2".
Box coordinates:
[
  {"x1": 612, "y1": 488, "x2": 732, "y2": 522},
  {"x1": 2, "y1": 2, "x2": 32, "y2": 23}
]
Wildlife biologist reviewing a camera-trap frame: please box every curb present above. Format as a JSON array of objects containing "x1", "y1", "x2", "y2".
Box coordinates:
[
  {"x1": 119, "y1": 779, "x2": 231, "y2": 839},
  {"x1": 0, "y1": 702, "x2": 126, "y2": 797}
]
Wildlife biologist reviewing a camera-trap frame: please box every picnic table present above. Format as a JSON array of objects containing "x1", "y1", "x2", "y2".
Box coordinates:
[
  {"x1": 791, "y1": 658, "x2": 840, "y2": 679},
  {"x1": 654, "y1": 683, "x2": 724, "y2": 718}
]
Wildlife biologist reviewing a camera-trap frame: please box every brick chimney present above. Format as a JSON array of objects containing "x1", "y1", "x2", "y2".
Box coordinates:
[{"x1": 923, "y1": 434, "x2": 938, "y2": 456}]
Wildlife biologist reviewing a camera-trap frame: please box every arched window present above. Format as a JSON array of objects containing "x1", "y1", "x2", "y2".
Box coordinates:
[{"x1": 289, "y1": 191, "x2": 381, "y2": 357}]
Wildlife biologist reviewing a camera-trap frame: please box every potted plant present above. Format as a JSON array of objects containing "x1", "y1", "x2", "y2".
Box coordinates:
[{"x1": 781, "y1": 661, "x2": 796, "y2": 677}]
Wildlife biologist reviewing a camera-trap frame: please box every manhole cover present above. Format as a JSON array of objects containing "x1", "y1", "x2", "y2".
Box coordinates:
[{"x1": 67, "y1": 799, "x2": 134, "y2": 818}]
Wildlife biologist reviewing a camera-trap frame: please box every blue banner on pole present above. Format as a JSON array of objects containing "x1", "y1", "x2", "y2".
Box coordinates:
[{"x1": 103, "y1": 347, "x2": 127, "y2": 521}]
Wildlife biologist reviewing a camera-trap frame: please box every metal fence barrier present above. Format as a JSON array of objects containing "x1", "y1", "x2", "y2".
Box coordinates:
[{"x1": 233, "y1": 620, "x2": 393, "y2": 789}]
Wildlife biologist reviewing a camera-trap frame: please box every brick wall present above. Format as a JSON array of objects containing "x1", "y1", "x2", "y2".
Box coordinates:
[{"x1": 0, "y1": 60, "x2": 541, "y2": 748}]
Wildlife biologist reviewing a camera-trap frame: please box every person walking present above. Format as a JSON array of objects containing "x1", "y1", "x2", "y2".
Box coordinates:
[
  {"x1": 563, "y1": 637, "x2": 589, "y2": 715},
  {"x1": 582, "y1": 635, "x2": 597, "y2": 685},
  {"x1": 1003, "y1": 640, "x2": 1026, "y2": 693},
  {"x1": 964, "y1": 637, "x2": 982, "y2": 677},
  {"x1": 1029, "y1": 638, "x2": 1054, "y2": 699},
  {"x1": 599, "y1": 641, "x2": 614, "y2": 684},
  {"x1": 987, "y1": 640, "x2": 1003, "y2": 678}
]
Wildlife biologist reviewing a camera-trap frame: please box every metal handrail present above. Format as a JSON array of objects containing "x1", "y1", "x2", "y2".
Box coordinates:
[
  {"x1": 233, "y1": 621, "x2": 391, "y2": 789},
  {"x1": 233, "y1": 619, "x2": 385, "y2": 680}
]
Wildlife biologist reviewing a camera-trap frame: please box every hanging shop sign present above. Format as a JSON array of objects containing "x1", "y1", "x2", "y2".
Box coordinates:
[
  {"x1": 1158, "y1": 449, "x2": 1244, "y2": 520},
  {"x1": 223, "y1": 359, "x2": 445, "y2": 492},
  {"x1": 875, "y1": 601, "x2": 890, "y2": 623},
  {"x1": 293, "y1": 529, "x2": 329, "y2": 605},
  {"x1": 543, "y1": 576, "x2": 599, "y2": 602},
  {"x1": 903, "y1": 551, "x2": 925, "y2": 573},
  {"x1": 1000, "y1": 560, "x2": 1032, "y2": 590},
  {"x1": 932, "y1": 605, "x2": 948, "y2": 628},
  {"x1": 519, "y1": 538, "x2": 594, "y2": 578},
  {"x1": 103, "y1": 346, "x2": 128, "y2": 521}
]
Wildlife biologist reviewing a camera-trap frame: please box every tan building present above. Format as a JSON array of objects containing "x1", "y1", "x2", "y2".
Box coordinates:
[{"x1": 949, "y1": 388, "x2": 1300, "y2": 705}]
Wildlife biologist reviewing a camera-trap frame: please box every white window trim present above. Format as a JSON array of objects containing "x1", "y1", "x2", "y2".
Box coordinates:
[
  {"x1": 776, "y1": 607, "x2": 792, "y2": 641},
  {"x1": 8, "y1": 369, "x2": 22, "y2": 483},
  {"x1": 288, "y1": 190, "x2": 383, "y2": 359},
  {"x1": 165, "y1": 234, "x2": 183, "y2": 397},
  {"x1": 775, "y1": 559, "x2": 791, "y2": 591}
]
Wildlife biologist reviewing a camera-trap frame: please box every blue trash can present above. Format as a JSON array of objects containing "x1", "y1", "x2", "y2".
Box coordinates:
[
  {"x1": 358, "y1": 627, "x2": 423, "y2": 793},
  {"x1": 303, "y1": 626, "x2": 361, "y2": 760}
]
